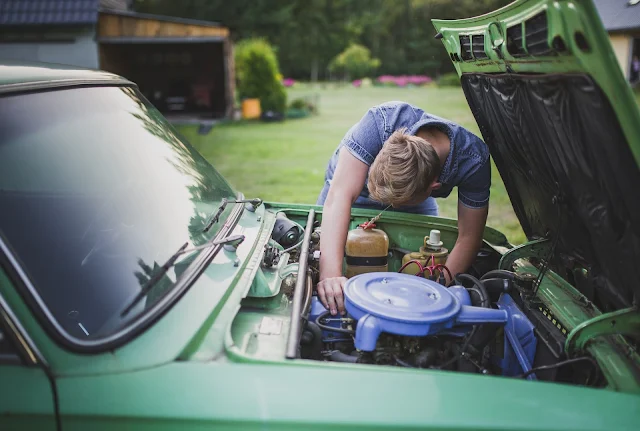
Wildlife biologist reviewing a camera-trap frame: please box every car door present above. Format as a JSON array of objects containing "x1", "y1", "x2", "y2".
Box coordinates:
[{"x1": 0, "y1": 294, "x2": 57, "y2": 430}]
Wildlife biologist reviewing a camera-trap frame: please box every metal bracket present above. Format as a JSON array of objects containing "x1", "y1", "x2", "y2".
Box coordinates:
[
  {"x1": 565, "y1": 307, "x2": 640, "y2": 355},
  {"x1": 499, "y1": 238, "x2": 551, "y2": 270}
]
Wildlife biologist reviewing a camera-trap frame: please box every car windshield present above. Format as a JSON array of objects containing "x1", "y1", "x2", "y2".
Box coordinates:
[{"x1": 0, "y1": 85, "x2": 237, "y2": 341}]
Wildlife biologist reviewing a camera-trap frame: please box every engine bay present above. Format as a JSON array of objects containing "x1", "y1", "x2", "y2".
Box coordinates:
[{"x1": 234, "y1": 208, "x2": 613, "y2": 389}]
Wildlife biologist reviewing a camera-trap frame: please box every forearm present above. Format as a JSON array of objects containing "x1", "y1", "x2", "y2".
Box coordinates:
[
  {"x1": 445, "y1": 235, "x2": 483, "y2": 282},
  {"x1": 319, "y1": 194, "x2": 353, "y2": 280}
]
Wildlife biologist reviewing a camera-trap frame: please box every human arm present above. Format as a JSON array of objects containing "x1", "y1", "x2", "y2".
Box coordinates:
[
  {"x1": 445, "y1": 202, "x2": 488, "y2": 284},
  {"x1": 317, "y1": 147, "x2": 369, "y2": 315},
  {"x1": 445, "y1": 156, "x2": 491, "y2": 283}
]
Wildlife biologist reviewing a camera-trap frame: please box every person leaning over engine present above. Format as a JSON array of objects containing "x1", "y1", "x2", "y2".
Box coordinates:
[{"x1": 316, "y1": 101, "x2": 491, "y2": 316}]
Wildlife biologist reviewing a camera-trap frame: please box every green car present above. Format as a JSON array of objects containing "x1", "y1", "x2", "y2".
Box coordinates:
[{"x1": 1, "y1": 0, "x2": 639, "y2": 429}]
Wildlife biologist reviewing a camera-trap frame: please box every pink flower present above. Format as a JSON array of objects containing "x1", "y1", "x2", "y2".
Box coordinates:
[
  {"x1": 376, "y1": 75, "x2": 433, "y2": 86},
  {"x1": 282, "y1": 78, "x2": 296, "y2": 87},
  {"x1": 352, "y1": 79, "x2": 362, "y2": 87}
]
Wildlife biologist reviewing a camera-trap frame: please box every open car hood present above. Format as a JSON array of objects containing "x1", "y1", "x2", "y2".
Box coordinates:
[{"x1": 433, "y1": 0, "x2": 640, "y2": 311}]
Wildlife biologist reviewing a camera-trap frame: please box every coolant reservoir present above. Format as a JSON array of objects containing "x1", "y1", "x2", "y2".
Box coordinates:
[
  {"x1": 401, "y1": 229, "x2": 449, "y2": 278},
  {"x1": 345, "y1": 226, "x2": 389, "y2": 278}
]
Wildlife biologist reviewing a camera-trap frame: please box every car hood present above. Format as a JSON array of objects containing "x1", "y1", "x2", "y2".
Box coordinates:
[{"x1": 433, "y1": 0, "x2": 640, "y2": 311}]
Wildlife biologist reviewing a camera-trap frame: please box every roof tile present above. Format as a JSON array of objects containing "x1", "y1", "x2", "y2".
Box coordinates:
[
  {"x1": 593, "y1": 0, "x2": 640, "y2": 32},
  {"x1": 0, "y1": 0, "x2": 99, "y2": 26}
]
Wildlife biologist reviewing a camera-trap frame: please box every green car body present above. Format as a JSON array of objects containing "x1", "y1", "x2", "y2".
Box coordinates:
[{"x1": 0, "y1": 1, "x2": 639, "y2": 430}]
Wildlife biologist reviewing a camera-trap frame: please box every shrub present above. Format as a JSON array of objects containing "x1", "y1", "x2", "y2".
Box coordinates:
[
  {"x1": 235, "y1": 38, "x2": 287, "y2": 114},
  {"x1": 286, "y1": 96, "x2": 319, "y2": 119},
  {"x1": 289, "y1": 98, "x2": 308, "y2": 110},
  {"x1": 329, "y1": 44, "x2": 381, "y2": 80},
  {"x1": 436, "y1": 72, "x2": 461, "y2": 87}
]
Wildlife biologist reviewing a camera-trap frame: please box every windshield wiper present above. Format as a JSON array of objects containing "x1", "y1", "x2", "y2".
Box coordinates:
[
  {"x1": 202, "y1": 198, "x2": 262, "y2": 233},
  {"x1": 120, "y1": 234, "x2": 245, "y2": 317}
]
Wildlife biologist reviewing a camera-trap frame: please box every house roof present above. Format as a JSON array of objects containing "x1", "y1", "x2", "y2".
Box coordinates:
[
  {"x1": 0, "y1": 0, "x2": 100, "y2": 26},
  {"x1": 593, "y1": 0, "x2": 640, "y2": 32},
  {"x1": 0, "y1": 0, "x2": 223, "y2": 29}
]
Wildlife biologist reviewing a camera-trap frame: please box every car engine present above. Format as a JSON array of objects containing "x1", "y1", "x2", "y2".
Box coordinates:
[{"x1": 270, "y1": 212, "x2": 602, "y2": 386}]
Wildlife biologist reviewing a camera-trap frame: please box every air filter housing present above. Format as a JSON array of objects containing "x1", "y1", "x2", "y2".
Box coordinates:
[{"x1": 344, "y1": 272, "x2": 508, "y2": 351}]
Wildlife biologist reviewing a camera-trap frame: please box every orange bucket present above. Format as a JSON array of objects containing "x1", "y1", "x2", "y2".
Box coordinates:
[{"x1": 241, "y1": 98, "x2": 261, "y2": 119}]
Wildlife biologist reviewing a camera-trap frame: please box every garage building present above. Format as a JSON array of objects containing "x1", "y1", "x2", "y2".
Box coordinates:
[{"x1": 0, "y1": 0, "x2": 234, "y2": 119}]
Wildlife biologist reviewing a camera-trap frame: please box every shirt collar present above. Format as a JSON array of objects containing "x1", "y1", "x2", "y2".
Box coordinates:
[{"x1": 409, "y1": 118, "x2": 455, "y2": 183}]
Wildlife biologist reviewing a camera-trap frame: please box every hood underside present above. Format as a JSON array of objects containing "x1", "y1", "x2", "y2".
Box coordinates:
[{"x1": 433, "y1": 0, "x2": 640, "y2": 311}]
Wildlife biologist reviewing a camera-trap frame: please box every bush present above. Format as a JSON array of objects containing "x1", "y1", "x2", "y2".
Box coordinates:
[
  {"x1": 286, "y1": 96, "x2": 318, "y2": 119},
  {"x1": 235, "y1": 38, "x2": 287, "y2": 114},
  {"x1": 329, "y1": 44, "x2": 381, "y2": 80},
  {"x1": 289, "y1": 98, "x2": 308, "y2": 110},
  {"x1": 436, "y1": 72, "x2": 461, "y2": 87}
]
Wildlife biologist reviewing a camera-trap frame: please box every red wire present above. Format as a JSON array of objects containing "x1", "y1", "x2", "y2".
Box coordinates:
[
  {"x1": 397, "y1": 258, "x2": 450, "y2": 281},
  {"x1": 421, "y1": 266, "x2": 433, "y2": 277},
  {"x1": 398, "y1": 259, "x2": 425, "y2": 274}
]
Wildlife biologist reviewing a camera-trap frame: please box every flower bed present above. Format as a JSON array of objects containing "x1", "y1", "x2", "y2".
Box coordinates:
[{"x1": 375, "y1": 75, "x2": 433, "y2": 87}]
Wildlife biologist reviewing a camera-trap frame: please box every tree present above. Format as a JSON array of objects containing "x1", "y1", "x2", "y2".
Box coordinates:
[
  {"x1": 329, "y1": 44, "x2": 381, "y2": 80},
  {"x1": 133, "y1": 0, "x2": 513, "y2": 79}
]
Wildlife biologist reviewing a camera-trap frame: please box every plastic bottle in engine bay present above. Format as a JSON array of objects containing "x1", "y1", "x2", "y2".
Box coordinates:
[
  {"x1": 401, "y1": 230, "x2": 449, "y2": 280},
  {"x1": 345, "y1": 225, "x2": 389, "y2": 278}
]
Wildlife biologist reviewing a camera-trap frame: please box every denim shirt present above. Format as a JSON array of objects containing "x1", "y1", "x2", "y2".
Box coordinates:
[{"x1": 318, "y1": 101, "x2": 490, "y2": 213}]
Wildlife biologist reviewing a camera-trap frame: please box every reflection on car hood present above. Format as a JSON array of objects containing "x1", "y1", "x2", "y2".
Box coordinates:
[{"x1": 433, "y1": 0, "x2": 640, "y2": 310}]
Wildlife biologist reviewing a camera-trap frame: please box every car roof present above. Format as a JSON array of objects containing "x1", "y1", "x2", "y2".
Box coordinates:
[{"x1": 0, "y1": 61, "x2": 133, "y2": 94}]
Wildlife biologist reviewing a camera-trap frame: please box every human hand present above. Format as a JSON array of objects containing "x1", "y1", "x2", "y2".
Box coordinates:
[{"x1": 317, "y1": 276, "x2": 347, "y2": 316}]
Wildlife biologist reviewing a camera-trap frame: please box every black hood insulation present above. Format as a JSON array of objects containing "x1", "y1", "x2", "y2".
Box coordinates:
[{"x1": 461, "y1": 73, "x2": 640, "y2": 311}]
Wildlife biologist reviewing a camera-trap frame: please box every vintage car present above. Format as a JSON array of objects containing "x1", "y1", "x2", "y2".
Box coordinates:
[{"x1": 0, "y1": 0, "x2": 638, "y2": 429}]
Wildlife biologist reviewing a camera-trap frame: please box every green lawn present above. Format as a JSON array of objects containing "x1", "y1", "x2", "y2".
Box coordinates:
[{"x1": 180, "y1": 85, "x2": 529, "y2": 244}]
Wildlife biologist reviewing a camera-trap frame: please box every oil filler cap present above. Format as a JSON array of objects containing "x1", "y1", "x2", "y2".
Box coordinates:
[{"x1": 344, "y1": 272, "x2": 508, "y2": 351}]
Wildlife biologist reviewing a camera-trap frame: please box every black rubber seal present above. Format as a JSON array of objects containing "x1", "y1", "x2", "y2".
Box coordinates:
[{"x1": 345, "y1": 255, "x2": 388, "y2": 266}]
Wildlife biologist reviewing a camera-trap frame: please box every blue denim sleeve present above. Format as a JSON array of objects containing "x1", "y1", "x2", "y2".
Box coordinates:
[
  {"x1": 457, "y1": 158, "x2": 491, "y2": 209},
  {"x1": 341, "y1": 108, "x2": 383, "y2": 166}
]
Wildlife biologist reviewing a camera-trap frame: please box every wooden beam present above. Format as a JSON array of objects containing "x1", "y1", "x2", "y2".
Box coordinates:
[
  {"x1": 98, "y1": 13, "x2": 229, "y2": 39},
  {"x1": 224, "y1": 39, "x2": 236, "y2": 118}
]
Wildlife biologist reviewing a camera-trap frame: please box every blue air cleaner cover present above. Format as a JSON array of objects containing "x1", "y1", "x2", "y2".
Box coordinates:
[{"x1": 344, "y1": 272, "x2": 507, "y2": 351}]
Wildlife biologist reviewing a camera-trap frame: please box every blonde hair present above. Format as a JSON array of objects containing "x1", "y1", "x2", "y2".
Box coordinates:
[{"x1": 368, "y1": 128, "x2": 440, "y2": 206}]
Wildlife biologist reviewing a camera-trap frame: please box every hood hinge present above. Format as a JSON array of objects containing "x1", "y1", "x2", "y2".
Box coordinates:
[{"x1": 499, "y1": 238, "x2": 551, "y2": 270}]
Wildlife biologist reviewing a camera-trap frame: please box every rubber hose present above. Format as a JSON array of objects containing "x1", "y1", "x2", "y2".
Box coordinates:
[
  {"x1": 455, "y1": 275, "x2": 502, "y2": 354},
  {"x1": 454, "y1": 273, "x2": 490, "y2": 308},
  {"x1": 480, "y1": 278, "x2": 512, "y2": 300},
  {"x1": 328, "y1": 350, "x2": 359, "y2": 363},
  {"x1": 480, "y1": 270, "x2": 515, "y2": 281},
  {"x1": 305, "y1": 321, "x2": 324, "y2": 360}
]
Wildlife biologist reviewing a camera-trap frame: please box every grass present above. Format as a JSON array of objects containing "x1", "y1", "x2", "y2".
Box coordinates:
[{"x1": 180, "y1": 84, "x2": 532, "y2": 244}]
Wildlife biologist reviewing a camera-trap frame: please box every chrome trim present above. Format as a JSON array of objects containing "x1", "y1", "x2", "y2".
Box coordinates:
[
  {"x1": 285, "y1": 209, "x2": 315, "y2": 359},
  {"x1": 0, "y1": 79, "x2": 136, "y2": 96},
  {"x1": 0, "y1": 198, "x2": 245, "y2": 353},
  {"x1": 0, "y1": 291, "x2": 46, "y2": 366}
]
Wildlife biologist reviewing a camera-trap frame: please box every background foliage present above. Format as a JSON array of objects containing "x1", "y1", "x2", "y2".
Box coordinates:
[
  {"x1": 133, "y1": 0, "x2": 512, "y2": 80},
  {"x1": 329, "y1": 44, "x2": 381, "y2": 80},
  {"x1": 235, "y1": 38, "x2": 287, "y2": 113}
]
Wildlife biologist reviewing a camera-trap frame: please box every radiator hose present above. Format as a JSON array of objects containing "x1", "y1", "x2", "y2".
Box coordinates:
[
  {"x1": 328, "y1": 350, "x2": 359, "y2": 363},
  {"x1": 454, "y1": 273, "x2": 490, "y2": 308}
]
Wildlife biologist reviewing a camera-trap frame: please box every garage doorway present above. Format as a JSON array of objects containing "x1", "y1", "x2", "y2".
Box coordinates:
[{"x1": 100, "y1": 42, "x2": 228, "y2": 119}]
